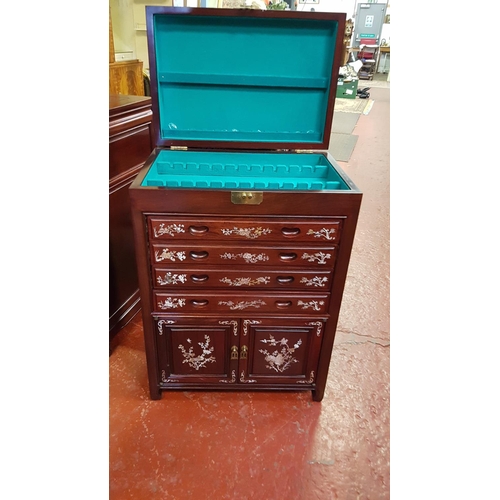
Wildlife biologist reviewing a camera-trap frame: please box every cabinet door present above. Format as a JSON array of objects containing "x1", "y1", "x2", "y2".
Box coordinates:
[
  {"x1": 154, "y1": 317, "x2": 239, "y2": 385},
  {"x1": 239, "y1": 318, "x2": 324, "y2": 386}
]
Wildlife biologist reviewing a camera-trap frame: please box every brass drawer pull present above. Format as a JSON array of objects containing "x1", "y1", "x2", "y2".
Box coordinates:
[
  {"x1": 281, "y1": 227, "x2": 301, "y2": 237},
  {"x1": 240, "y1": 345, "x2": 248, "y2": 359},
  {"x1": 279, "y1": 252, "x2": 297, "y2": 261},
  {"x1": 276, "y1": 276, "x2": 294, "y2": 284},
  {"x1": 190, "y1": 274, "x2": 209, "y2": 283},
  {"x1": 190, "y1": 299, "x2": 209, "y2": 307},
  {"x1": 189, "y1": 225, "x2": 209, "y2": 235},
  {"x1": 275, "y1": 300, "x2": 293, "y2": 308},
  {"x1": 190, "y1": 250, "x2": 209, "y2": 260},
  {"x1": 231, "y1": 191, "x2": 263, "y2": 205},
  {"x1": 231, "y1": 345, "x2": 239, "y2": 360}
]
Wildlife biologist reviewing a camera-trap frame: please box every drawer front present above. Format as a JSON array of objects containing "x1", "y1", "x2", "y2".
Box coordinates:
[
  {"x1": 151, "y1": 243, "x2": 337, "y2": 268},
  {"x1": 109, "y1": 124, "x2": 152, "y2": 180},
  {"x1": 148, "y1": 217, "x2": 342, "y2": 243},
  {"x1": 152, "y1": 267, "x2": 333, "y2": 290},
  {"x1": 153, "y1": 292, "x2": 330, "y2": 314}
]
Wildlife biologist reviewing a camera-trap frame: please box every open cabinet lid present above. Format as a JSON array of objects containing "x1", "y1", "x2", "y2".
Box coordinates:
[{"x1": 146, "y1": 7, "x2": 345, "y2": 151}]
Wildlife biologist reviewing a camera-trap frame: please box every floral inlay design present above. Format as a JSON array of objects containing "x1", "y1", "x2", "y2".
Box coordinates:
[
  {"x1": 218, "y1": 299, "x2": 266, "y2": 310},
  {"x1": 219, "y1": 276, "x2": 270, "y2": 287},
  {"x1": 219, "y1": 320, "x2": 238, "y2": 336},
  {"x1": 243, "y1": 320, "x2": 261, "y2": 336},
  {"x1": 157, "y1": 319, "x2": 175, "y2": 335},
  {"x1": 307, "y1": 321, "x2": 323, "y2": 337},
  {"x1": 259, "y1": 335, "x2": 302, "y2": 373},
  {"x1": 301, "y1": 252, "x2": 332, "y2": 265},
  {"x1": 221, "y1": 227, "x2": 272, "y2": 239},
  {"x1": 158, "y1": 297, "x2": 186, "y2": 309},
  {"x1": 307, "y1": 228, "x2": 337, "y2": 240},
  {"x1": 220, "y1": 252, "x2": 269, "y2": 264},
  {"x1": 155, "y1": 248, "x2": 187, "y2": 263},
  {"x1": 297, "y1": 299, "x2": 325, "y2": 311},
  {"x1": 154, "y1": 223, "x2": 185, "y2": 237},
  {"x1": 157, "y1": 272, "x2": 187, "y2": 286},
  {"x1": 300, "y1": 276, "x2": 328, "y2": 287},
  {"x1": 219, "y1": 369, "x2": 236, "y2": 384},
  {"x1": 240, "y1": 371, "x2": 257, "y2": 383},
  {"x1": 161, "y1": 370, "x2": 181, "y2": 383},
  {"x1": 296, "y1": 371, "x2": 315, "y2": 384},
  {"x1": 178, "y1": 335, "x2": 216, "y2": 370}
]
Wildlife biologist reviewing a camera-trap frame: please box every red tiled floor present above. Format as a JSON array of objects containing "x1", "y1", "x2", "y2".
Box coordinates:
[{"x1": 110, "y1": 84, "x2": 390, "y2": 499}]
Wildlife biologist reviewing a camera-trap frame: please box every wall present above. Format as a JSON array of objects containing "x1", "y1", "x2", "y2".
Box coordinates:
[
  {"x1": 110, "y1": 0, "x2": 136, "y2": 56},
  {"x1": 295, "y1": 0, "x2": 356, "y2": 16},
  {"x1": 110, "y1": 0, "x2": 174, "y2": 68},
  {"x1": 110, "y1": 0, "x2": 220, "y2": 71}
]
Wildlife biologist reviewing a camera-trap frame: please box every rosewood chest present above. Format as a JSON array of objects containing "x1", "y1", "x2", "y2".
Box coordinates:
[{"x1": 129, "y1": 7, "x2": 362, "y2": 402}]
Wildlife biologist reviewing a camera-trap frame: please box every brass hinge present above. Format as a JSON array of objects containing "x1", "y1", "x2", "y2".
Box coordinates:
[
  {"x1": 294, "y1": 149, "x2": 314, "y2": 153},
  {"x1": 170, "y1": 146, "x2": 188, "y2": 150}
]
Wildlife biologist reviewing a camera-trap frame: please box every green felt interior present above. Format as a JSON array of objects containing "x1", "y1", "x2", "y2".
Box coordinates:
[
  {"x1": 141, "y1": 150, "x2": 350, "y2": 190},
  {"x1": 151, "y1": 12, "x2": 339, "y2": 145}
]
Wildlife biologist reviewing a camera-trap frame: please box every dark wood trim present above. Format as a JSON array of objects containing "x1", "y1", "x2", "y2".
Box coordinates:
[
  {"x1": 131, "y1": 209, "x2": 162, "y2": 399},
  {"x1": 109, "y1": 290, "x2": 142, "y2": 339}
]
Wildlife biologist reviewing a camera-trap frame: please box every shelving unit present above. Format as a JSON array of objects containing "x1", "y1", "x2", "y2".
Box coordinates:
[{"x1": 358, "y1": 45, "x2": 379, "y2": 80}]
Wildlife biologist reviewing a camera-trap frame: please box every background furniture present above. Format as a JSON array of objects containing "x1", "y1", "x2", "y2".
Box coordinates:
[
  {"x1": 109, "y1": 95, "x2": 153, "y2": 342},
  {"x1": 342, "y1": 19, "x2": 354, "y2": 65},
  {"x1": 357, "y1": 39, "x2": 379, "y2": 80},
  {"x1": 377, "y1": 45, "x2": 390, "y2": 74},
  {"x1": 109, "y1": 60, "x2": 145, "y2": 96},
  {"x1": 109, "y1": 6, "x2": 145, "y2": 96}
]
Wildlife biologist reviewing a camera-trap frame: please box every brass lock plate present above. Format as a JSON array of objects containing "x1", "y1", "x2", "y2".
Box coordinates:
[{"x1": 231, "y1": 191, "x2": 263, "y2": 205}]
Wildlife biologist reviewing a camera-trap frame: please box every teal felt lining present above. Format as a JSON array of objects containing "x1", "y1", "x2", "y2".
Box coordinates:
[
  {"x1": 151, "y1": 14, "x2": 339, "y2": 145},
  {"x1": 141, "y1": 150, "x2": 350, "y2": 191},
  {"x1": 160, "y1": 130, "x2": 322, "y2": 142}
]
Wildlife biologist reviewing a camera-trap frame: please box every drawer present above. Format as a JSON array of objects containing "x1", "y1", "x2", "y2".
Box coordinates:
[
  {"x1": 148, "y1": 217, "x2": 342, "y2": 243},
  {"x1": 153, "y1": 291, "x2": 330, "y2": 314},
  {"x1": 152, "y1": 267, "x2": 333, "y2": 290},
  {"x1": 151, "y1": 243, "x2": 337, "y2": 268}
]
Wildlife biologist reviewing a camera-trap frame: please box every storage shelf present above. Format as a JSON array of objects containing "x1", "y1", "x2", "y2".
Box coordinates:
[{"x1": 141, "y1": 150, "x2": 350, "y2": 191}]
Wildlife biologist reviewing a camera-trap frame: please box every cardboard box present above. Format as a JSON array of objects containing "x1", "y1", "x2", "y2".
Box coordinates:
[{"x1": 336, "y1": 78, "x2": 358, "y2": 99}]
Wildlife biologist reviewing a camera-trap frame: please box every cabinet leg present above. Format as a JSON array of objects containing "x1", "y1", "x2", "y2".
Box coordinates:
[
  {"x1": 312, "y1": 388, "x2": 324, "y2": 402},
  {"x1": 150, "y1": 385, "x2": 162, "y2": 400}
]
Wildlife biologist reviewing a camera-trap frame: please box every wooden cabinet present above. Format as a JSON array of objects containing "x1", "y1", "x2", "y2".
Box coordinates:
[
  {"x1": 129, "y1": 7, "x2": 361, "y2": 402},
  {"x1": 109, "y1": 95, "x2": 153, "y2": 340},
  {"x1": 109, "y1": 60, "x2": 145, "y2": 96},
  {"x1": 154, "y1": 317, "x2": 323, "y2": 386},
  {"x1": 130, "y1": 160, "x2": 361, "y2": 402}
]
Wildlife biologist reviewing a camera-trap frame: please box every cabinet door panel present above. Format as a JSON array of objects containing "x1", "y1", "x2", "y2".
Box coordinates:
[
  {"x1": 154, "y1": 317, "x2": 238, "y2": 384},
  {"x1": 240, "y1": 318, "x2": 324, "y2": 385}
]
